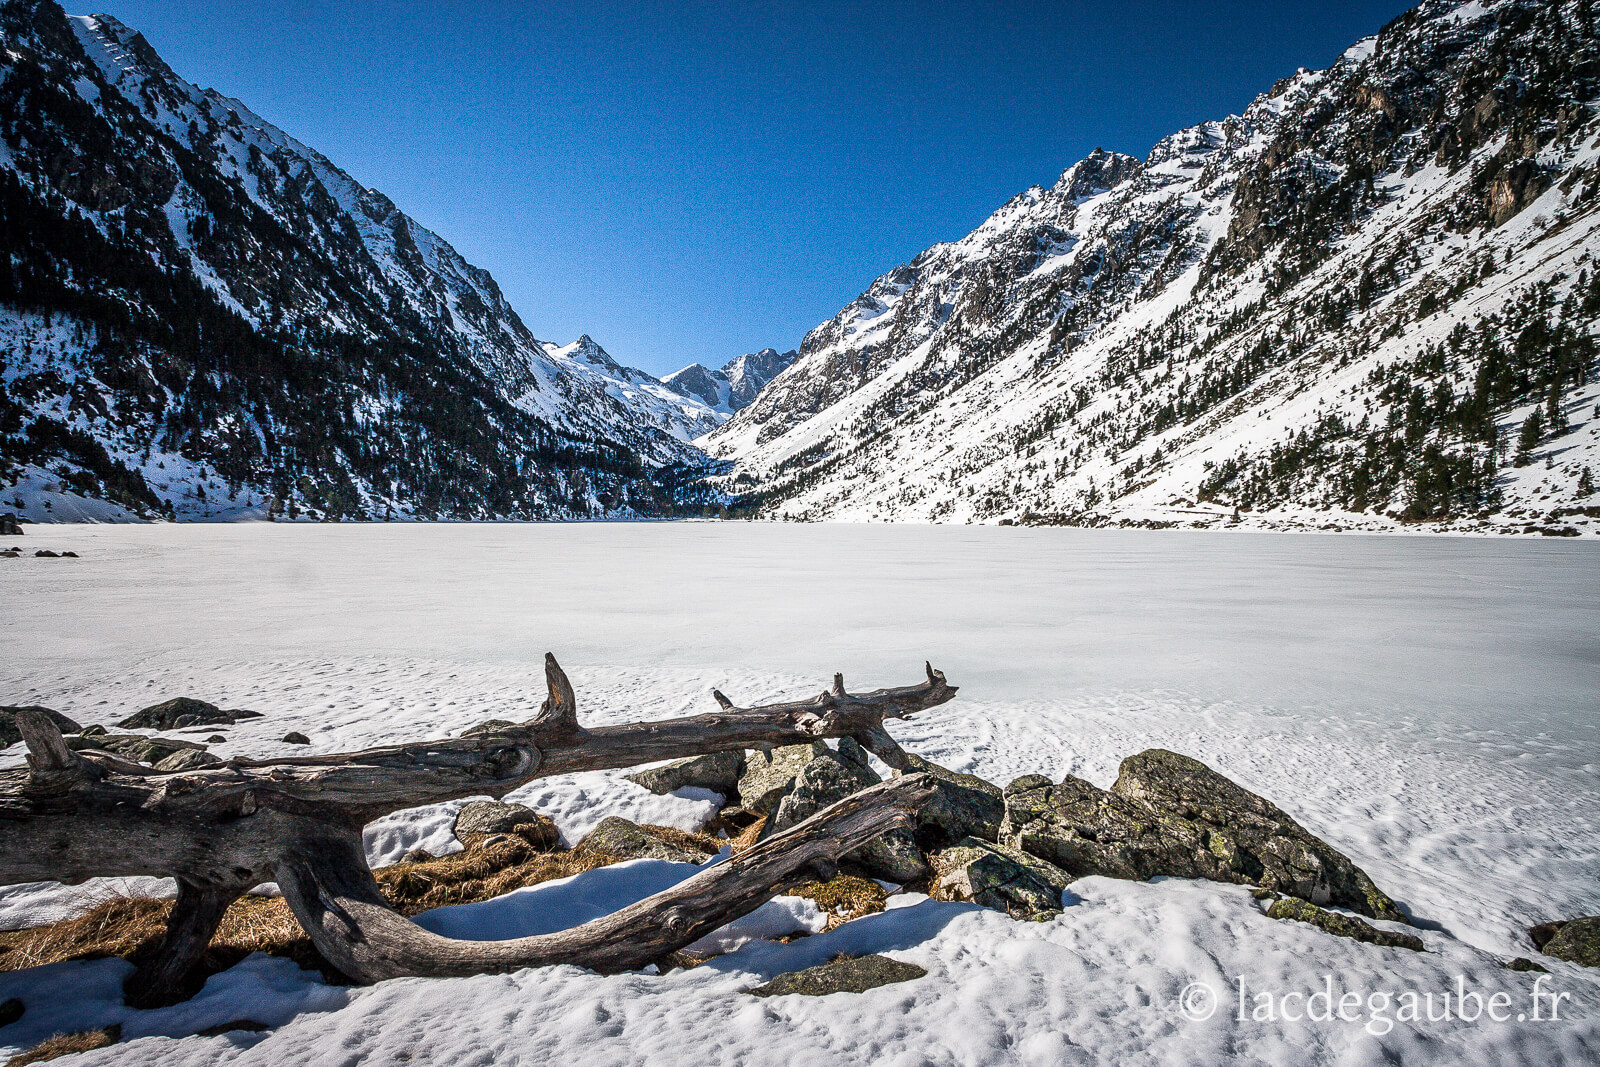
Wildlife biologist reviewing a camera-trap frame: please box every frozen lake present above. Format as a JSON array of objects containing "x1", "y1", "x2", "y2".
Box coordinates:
[
  {"x1": 7, "y1": 522, "x2": 1597, "y2": 732},
  {"x1": 2, "y1": 523, "x2": 1597, "y2": 1066}
]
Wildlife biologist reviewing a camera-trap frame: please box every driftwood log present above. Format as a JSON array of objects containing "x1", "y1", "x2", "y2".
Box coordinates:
[{"x1": 0, "y1": 656, "x2": 956, "y2": 1005}]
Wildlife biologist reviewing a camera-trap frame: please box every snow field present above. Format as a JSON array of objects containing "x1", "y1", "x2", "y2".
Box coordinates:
[{"x1": 0, "y1": 523, "x2": 1595, "y2": 1064}]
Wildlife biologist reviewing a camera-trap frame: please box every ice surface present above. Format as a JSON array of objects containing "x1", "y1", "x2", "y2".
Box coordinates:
[{"x1": 0, "y1": 523, "x2": 1595, "y2": 1064}]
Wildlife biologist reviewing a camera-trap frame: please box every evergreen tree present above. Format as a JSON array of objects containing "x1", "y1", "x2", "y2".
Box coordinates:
[{"x1": 1514, "y1": 408, "x2": 1544, "y2": 466}]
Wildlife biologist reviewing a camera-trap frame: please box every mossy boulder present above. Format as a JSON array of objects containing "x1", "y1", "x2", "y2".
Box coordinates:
[
  {"x1": 1266, "y1": 897, "x2": 1423, "y2": 951},
  {"x1": 747, "y1": 954, "x2": 927, "y2": 997},
  {"x1": 1541, "y1": 917, "x2": 1600, "y2": 967},
  {"x1": 453, "y1": 801, "x2": 560, "y2": 850},
  {"x1": 1001, "y1": 749, "x2": 1405, "y2": 922},
  {"x1": 152, "y1": 748, "x2": 223, "y2": 772},
  {"x1": 576, "y1": 817, "x2": 713, "y2": 864},
  {"x1": 930, "y1": 837, "x2": 1071, "y2": 921},
  {"x1": 738, "y1": 742, "x2": 828, "y2": 815},
  {"x1": 66, "y1": 732, "x2": 206, "y2": 765},
  {"x1": 626, "y1": 750, "x2": 745, "y2": 797},
  {"x1": 899, "y1": 753, "x2": 1005, "y2": 846},
  {"x1": 763, "y1": 747, "x2": 927, "y2": 884}
]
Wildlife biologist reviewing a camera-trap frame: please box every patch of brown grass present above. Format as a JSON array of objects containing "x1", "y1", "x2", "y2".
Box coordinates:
[
  {"x1": 627, "y1": 824, "x2": 724, "y2": 857},
  {"x1": 5, "y1": 1025, "x2": 119, "y2": 1067},
  {"x1": 786, "y1": 876, "x2": 888, "y2": 929},
  {"x1": 0, "y1": 837, "x2": 631, "y2": 986},
  {"x1": 378, "y1": 837, "x2": 621, "y2": 914},
  {"x1": 729, "y1": 816, "x2": 767, "y2": 855},
  {"x1": 0, "y1": 891, "x2": 321, "y2": 984}
]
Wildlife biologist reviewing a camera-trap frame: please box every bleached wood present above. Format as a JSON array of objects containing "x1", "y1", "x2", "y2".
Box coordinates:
[{"x1": 0, "y1": 657, "x2": 957, "y2": 1002}]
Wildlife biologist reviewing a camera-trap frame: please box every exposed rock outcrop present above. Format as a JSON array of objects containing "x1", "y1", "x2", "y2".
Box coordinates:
[
  {"x1": 626, "y1": 750, "x2": 745, "y2": 797},
  {"x1": 1266, "y1": 896, "x2": 1423, "y2": 951},
  {"x1": 1539, "y1": 917, "x2": 1600, "y2": 967},
  {"x1": 1001, "y1": 750, "x2": 1405, "y2": 921},
  {"x1": 576, "y1": 817, "x2": 715, "y2": 864},
  {"x1": 747, "y1": 954, "x2": 927, "y2": 997},
  {"x1": 117, "y1": 698, "x2": 260, "y2": 730},
  {"x1": 762, "y1": 745, "x2": 928, "y2": 884},
  {"x1": 929, "y1": 837, "x2": 1072, "y2": 921},
  {"x1": 453, "y1": 801, "x2": 561, "y2": 850}
]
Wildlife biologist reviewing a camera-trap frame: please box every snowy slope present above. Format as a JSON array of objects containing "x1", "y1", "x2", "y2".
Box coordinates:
[
  {"x1": 0, "y1": 3, "x2": 712, "y2": 521},
  {"x1": 708, "y1": 0, "x2": 1600, "y2": 535}
]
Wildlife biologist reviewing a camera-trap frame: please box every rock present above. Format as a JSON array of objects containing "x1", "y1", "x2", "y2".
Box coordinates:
[
  {"x1": 67, "y1": 732, "x2": 205, "y2": 765},
  {"x1": 282, "y1": 731, "x2": 311, "y2": 745},
  {"x1": 402, "y1": 848, "x2": 435, "y2": 864},
  {"x1": 930, "y1": 837, "x2": 1072, "y2": 921},
  {"x1": 1266, "y1": 897, "x2": 1424, "y2": 951},
  {"x1": 79, "y1": 724, "x2": 106, "y2": 736},
  {"x1": 900, "y1": 753, "x2": 1005, "y2": 846},
  {"x1": 153, "y1": 748, "x2": 223, "y2": 772},
  {"x1": 453, "y1": 801, "x2": 560, "y2": 849},
  {"x1": 1005, "y1": 774, "x2": 1054, "y2": 796},
  {"x1": 706, "y1": 805, "x2": 761, "y2": 834},
  {"x1": 205, "y1": 734, "x2": 226, "y2": 743},
  {"x1": 0, "y1": 997, "x2": 22, "y2": 1026},
  {"x1": 763, "y1": 749, "x2": 928, "y2": 884},
  {"x1": 738, "y1": 741, "x2": 828, "y2": 815},
  {"x1": 60, "y1": 551, "x2": 78, "y2": 558},
  {"x1": 34, "y1": 549, "x2": 58, "y2": 557},
  {"x1": 747, "y1": 954, "x2": 927, "y2": 997},
  {"x1": 118, "y1": 697, "x2": 258, "y2": 730},
  {"x1": 0, "y1": 549, "x2": 17, "y2": 557},
  {"x1": 195, "y1": 1019, "x2": 269, "y2": 1036},
  {"x1": 1528, "y1": 920, "x2": 1566, "y2": 950},
  {"x1": 576, "y1": 817, "x2": 714, "y2": 864},
  {"x1": 1000, "y1": 750, "x2": 1405, "y2": 921},
  {"x1": 1505, "y1": 957, "x2": 1549, "y2": 973},
  {"x1": 1540, "y1": 916, "x2": 1600, "y2": 967},
  {"x1": 459, "y1": 719, "x2": 519, "y2": 738},
  {"x1": 0, "y1": 705, "x2": 82, "y2": 748},
  {"x1": 0, "y1": 513, "x2": 22, "y2": 536},
  {"x1": 626, "y1": 749, "x2": 744, "y2": 797}
]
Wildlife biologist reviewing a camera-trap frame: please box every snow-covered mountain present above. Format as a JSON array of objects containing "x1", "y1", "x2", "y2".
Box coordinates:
[
  {"x1": 707, "y1": 0, "x2": 1600, "y2": 534},
  {"x1": 662, "y1": 347, "x2": 798, "y2": 417},
  {"x1": 0, "y1": 2, "x2": 715, "y2": 521}
]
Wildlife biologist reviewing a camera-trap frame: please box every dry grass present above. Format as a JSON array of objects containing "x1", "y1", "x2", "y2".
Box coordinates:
[
  {"x1": 0, "y1": 891, "x2": 321, "y2": 984},
  {"x1": 0, "y1": 820, "x2": 780, "y2": 996},
  {"x1": 729, "y1": 816, "x2": 767, "y2": 855},
  {"x1": 379, "y1": 836, "x2": 621, "y2": 915},
  {"x1": 628, "y1": 824, "x2": 725, "y2": 857},
  {"x1": 4, "y1": 1025, "x2": 119, "y2": 1067},
  {"x1": 0, "y1": 836, "x2": 626, "y2": 986},
  {"x1": 786, "y1": 876, "x2": 888, "y2": 929}
]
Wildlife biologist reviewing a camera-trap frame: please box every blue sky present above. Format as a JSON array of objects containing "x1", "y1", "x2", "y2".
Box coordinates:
[{"x1": 102, "y1": 1, "x2": 1413, "y2": 376}]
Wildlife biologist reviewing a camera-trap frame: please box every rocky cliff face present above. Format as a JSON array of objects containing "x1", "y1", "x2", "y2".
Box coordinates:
[
  {"x1": 0, "y1": 2, "x2": 716, "y2": 521},
  {"x1": 662, "y1": 347, "x2": 798, "y2": 417},
  {"x1": 707, "y1": 0, "x2": 1600, "y2": 534}
]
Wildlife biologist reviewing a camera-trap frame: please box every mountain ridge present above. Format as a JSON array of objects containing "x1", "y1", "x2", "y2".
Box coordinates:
[
  {"x1": 0, "y1": 2, "x2": 717, "y2": 521},
  {"x1": 706, "y1": 0, "x2": 1600, "y2": 535},
  {"x1": 662, "y1": 347, "x2": 798, "y2": 417}
]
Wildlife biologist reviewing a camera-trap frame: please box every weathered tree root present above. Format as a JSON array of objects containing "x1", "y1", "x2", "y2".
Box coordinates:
[{"x1": 0, "y1": 657, "x2": 956, "y2": 1005}]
